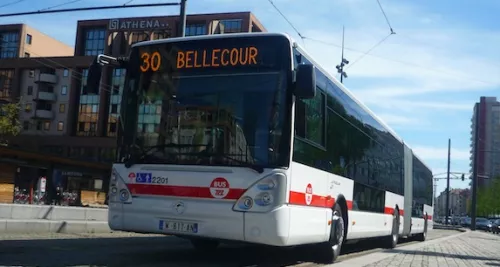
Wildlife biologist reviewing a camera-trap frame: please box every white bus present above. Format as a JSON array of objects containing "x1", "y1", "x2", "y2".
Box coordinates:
[{"x1": 87, "y1": 32, "x2": 433, "y2": 263}]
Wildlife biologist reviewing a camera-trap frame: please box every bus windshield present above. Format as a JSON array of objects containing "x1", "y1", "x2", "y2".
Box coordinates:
[{"x1": 119, "y1": 36, "x2": 293, "y2": 169}]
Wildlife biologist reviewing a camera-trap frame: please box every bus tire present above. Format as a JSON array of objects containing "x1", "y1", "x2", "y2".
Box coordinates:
[
  {"x1": 416, "y1": 216, "x2": 428, "y2": 242},
  {"x1": 190, "y1": 238, "x2": 220, "y2": 251},
  {"x1": 319, "y1": 203, "x2": 345, "y2": 263},
  {"x1": 384, "y1": 209, "x2": 399, "y2": 249}
]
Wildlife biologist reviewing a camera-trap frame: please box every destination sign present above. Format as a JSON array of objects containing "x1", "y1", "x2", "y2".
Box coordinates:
[{"x1": 136, "y1": 35, "x2": 290, "y2": 75}]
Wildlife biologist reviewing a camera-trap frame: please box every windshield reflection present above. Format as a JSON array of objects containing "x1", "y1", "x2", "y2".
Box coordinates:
[{"x1": 129, "y1": 72, "x2": 289, "y2": 168}]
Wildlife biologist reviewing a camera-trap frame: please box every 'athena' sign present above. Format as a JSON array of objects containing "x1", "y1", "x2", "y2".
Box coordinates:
[{"x1": 108, "y1": 18, "x2": 170, "y2": 31}]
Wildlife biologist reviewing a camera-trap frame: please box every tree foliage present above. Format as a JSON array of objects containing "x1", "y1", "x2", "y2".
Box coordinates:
[
  {"x1": 476, "y1": 177, "x2": 500, "y2": 216},
  {"x1": 0, "y1": 101, "x2": 21, "y2": 145}
]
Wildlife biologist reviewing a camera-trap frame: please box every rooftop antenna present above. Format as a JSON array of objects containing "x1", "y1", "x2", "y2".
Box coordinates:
[{"x1": 336, "y1": 25, "x2": 349, "y2": 83}]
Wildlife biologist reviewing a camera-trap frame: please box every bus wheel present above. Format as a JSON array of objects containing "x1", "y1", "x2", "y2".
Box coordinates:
[
  {"x1": 384, "y1": 209, "x2": 399, "y2": 248},
  {"x1": 416, "y1": 217, "x2": 428, "y2": 242},
  {"x1": 319, "y1": 203, "x2": 345, "y2": 263},
  {"x1": 190, "y1": 238, "x2": 220, "y2": 251}
]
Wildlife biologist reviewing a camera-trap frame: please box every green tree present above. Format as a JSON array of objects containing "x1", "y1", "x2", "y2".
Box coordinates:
[
  {"x1": 0, "y1": 102, "x2": 21, "y2": 146},
  {"x1": 476, "y1": 176, "x2": 500, "y2": 217}
]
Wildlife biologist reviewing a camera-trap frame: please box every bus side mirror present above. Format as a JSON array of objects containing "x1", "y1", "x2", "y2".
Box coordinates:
[
  {"x1": 294, "y1": 64, "x2": 316, "y2": 99},
  {"x1": 87, "y1": 57, "x2": 102, "y2": 94}
]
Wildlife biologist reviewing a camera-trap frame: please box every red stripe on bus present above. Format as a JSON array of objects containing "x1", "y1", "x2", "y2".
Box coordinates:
[
  {"x1": 289, "y1": 191, "x2": 335, "y2": 207},
  {"x1": 126, "y1": 184, "x2": 246, "y2": 200},
  {"x1": 289, "y1": 191, "x2": 405, "y2": 216},
  {"x1": 385, "y1": 207, "x2": 405, "y2": 216},
  {"x1": 289, "y1": 191, "x2": 354, "y2": 209}
]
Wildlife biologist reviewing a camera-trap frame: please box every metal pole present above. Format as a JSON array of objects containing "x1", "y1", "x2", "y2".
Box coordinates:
[
  {"x1": 179, "y1": 0, "x2": 187, "y2": 37},
  {"x1": 471, "y1": 104, "x2": 479, "y2": 231},
  {"x1": 445, "y1": 138, "x2": 451, "y2": 225},
  {"x1": 340, "y1": 25, "x2": 345, "y2": 83}
]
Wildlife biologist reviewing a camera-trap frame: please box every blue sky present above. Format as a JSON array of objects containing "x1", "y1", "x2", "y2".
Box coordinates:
[{"x1": 2, "y1": 0, "x2": 500, "y2": 195}]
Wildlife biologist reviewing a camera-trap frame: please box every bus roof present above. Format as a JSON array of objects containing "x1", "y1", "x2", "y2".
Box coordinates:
[{"x1": 132, "y1": 32, "x2": 432, "y2": 171}]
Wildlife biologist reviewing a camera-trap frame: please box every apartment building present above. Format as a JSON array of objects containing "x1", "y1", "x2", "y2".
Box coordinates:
[
  {"x1": 470, "y1": 96, "x2": 500, "y2": 188},
  {"x1": 0, "y1": 11, "x2": 266, "y2": 204},
  {"x1": 0, "y1": 23, "x2": 73, "y2": 59},
  {"x1": 436, "y1": 188, "x2": 470, "y2": 217}
]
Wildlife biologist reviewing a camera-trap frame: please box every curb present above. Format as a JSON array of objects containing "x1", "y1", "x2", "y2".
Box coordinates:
[
  {"x1": 0, "y1": 219, "x2": 112, "y2": 234},
  {"x1": 327, "y1": 229, "x2": 469, "y2": 267}
]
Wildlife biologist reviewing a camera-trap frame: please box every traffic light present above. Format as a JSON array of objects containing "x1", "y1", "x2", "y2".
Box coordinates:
[{"x1": 461, "y1": 174, "x2": 465, "y2": 181}]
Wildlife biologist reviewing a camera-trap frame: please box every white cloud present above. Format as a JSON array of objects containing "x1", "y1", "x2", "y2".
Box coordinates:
[{"x1": 412, "y1": 145, "x2": 470, "y2": 162}]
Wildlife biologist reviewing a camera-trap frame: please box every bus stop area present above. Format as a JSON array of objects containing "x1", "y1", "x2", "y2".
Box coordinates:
[{"x1": 0, "y1": 145, "x2": 111, "y2": 207}]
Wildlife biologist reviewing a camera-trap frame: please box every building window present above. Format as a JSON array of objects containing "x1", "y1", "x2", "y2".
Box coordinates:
[
  {"x1": 131, "y1": 32, "x2": 149, "y2": 45},
  {"x1": 26, "y1": 34, "x2": 32, "y2": 44},
  {"x1": 59, "y1": 104, "x2": 65, "y2": 113},
  {"x1": 24, "y1": 52, "x2": 30, "y2": 58},
  {"x1": 152, "y1": 31, "x2": 170, "y2": 40},
  {"x1": 25, "y1": 103, "x2": 32, "y2": 112},
  {"x1": 0, "y1": 32, "x2": 19, "y2": 58},
  {"x1": 23, "y1": 121, "x2": 30, "y2": 130},
  {"x1": 0, "y1": 69, "x2": 14, "y2": 101},
  {"x1": 63, "y1": 69, "x2": 69, "y2": 77},
  {"x1": 83, "y1": 28, "x2": 106, "y2": 56},
  {"x1": 43, "y1": 121, "x2": 50, "y2": 131},
  {"x1": 107, "y1": 68, "x2": 126, "y2": 137},
  {"x1": 27, "y1": 86, "x2": 33, "y2": 95},
  {"x1": 57, "y1": 121, "x2": 64, "y2": 131},
  {"x1": 219, "y1": 19, "x2": 242, "y2": 33},
  {"x1": 77, "y1": 69, "x2": 99, "y2": 136},
  {"x1": 185, "y1": 23, "x2": 206, "y2": 36},
  {"x1": 61, "y1": 85, "x2": 67, "y2": 95}
]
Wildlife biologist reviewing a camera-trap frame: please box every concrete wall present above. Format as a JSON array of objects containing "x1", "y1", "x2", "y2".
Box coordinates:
[{"x1": 0, "y1": 203, "x2": 107, "y2": 221}]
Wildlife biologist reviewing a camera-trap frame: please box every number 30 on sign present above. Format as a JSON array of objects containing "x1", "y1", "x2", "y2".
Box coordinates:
[{"x1": 140, "y1": 52, "x2": 161, "y2": 72}]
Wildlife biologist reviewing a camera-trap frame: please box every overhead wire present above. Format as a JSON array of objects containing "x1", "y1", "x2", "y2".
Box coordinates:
[
  {"x1": 0, "y1": 0, "x2": 26, "y2": 9},
  {"x1": 38, "y1": 0, "x2": 83, "y2": 12},
  {"x1": 123, "y1": 0, "x2": 134, "y2": 5},
  {"x1": 266, "y1": 0, "x2": 305, "y2": 45},
  {"x1": 345, "y1": 0, "x2": 395, "y2": 70},
  {"x1": 304, "y1": 37, "x2": 497, "y2": 86}
]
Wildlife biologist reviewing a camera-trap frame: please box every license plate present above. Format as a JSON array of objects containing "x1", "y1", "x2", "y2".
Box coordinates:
[{"x1": 159, "y1": 220, "x2": 198, "y2": 233}]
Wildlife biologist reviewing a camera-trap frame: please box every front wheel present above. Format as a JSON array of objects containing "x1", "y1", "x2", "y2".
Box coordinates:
[{"x1": 318, "y1": 203, "x2": 345, "y2": 263}]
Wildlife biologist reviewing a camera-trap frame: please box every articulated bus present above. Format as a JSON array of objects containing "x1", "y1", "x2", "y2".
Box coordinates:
[{"x1": 86, "y1": 32, "x2": 433, "y2": 263}]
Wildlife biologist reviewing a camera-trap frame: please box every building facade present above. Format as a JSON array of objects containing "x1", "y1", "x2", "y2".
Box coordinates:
[
  {"x1": 0, "y1": 11, "x2": 266, "y2": 204},
  {"x1": 470, "y1": 96, "x2": 500, "y2": 188},
  {"x1": 436, "y1": 188, "x2": 470, "y2": 217}
]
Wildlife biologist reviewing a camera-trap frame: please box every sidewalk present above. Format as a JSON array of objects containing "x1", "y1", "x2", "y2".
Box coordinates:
[{"x1": 332, "y1": 230, "x2": 500, "y2": 267}]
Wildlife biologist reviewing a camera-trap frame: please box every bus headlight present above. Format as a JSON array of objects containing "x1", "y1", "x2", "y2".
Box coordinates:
[{"x1": 233, "y1": 173, "x2": 286, "y2": 213}]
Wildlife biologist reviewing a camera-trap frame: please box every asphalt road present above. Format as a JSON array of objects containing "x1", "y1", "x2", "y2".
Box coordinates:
[{"x1": 0, "y1": 228, "x2": 461, "y2": 267}]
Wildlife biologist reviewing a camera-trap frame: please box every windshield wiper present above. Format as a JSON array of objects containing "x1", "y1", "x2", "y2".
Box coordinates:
[
  {"x1": 124, "y1": 143, "x2": 208, "y2": 168},
  {"x1": 200, "y1": 152, "x2": 264, "y2": 173}
]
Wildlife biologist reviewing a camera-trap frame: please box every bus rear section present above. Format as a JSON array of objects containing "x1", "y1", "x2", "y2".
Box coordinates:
[{"x1": 108, "y1": 164, "x2": 294, "y2": 246}]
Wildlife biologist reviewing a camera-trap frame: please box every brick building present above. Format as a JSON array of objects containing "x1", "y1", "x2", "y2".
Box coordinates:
[{"x1": 0, "y1": 11, "x2": 266, "y2": 204}]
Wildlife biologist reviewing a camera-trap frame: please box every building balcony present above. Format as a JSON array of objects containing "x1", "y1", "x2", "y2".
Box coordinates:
[
  {"x1": 35, "y1": 73, "x2": 58, "y2": 84},
  {"x1": 33, "y1": 91, "x2": 57, "y2": 102},
  {"x1": 33, "y1": 109, "x2": 54, "y2": 120}
]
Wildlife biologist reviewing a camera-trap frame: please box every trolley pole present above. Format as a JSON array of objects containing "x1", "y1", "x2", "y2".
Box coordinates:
[
  {"x1": 445, "y1": 138, "x2": 451, "y2": 225},
  {"x1": 471, "y1": 104, "x2": 480, "y2": 231},
  {"x1": 179, "y1": 0, "x2": 187, "y2": 37}
]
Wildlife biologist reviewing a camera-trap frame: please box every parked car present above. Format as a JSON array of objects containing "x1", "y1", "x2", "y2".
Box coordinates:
[
  {"x1": 476, "y1": 217, "x2": 491, "y2": 231},
  {"x1": 490, "y1": 219, "x2": 500, "y2": 234}
]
